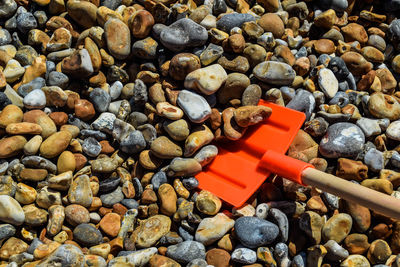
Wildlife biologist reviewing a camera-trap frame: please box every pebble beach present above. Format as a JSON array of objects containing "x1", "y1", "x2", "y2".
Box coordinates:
[{"x1": 0, "y1": 0, "x2": 400, "y2": 266}]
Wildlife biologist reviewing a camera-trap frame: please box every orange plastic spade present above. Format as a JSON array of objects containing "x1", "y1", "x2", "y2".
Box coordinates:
[{"x1": 196, "y1": 99, "x2": 400, "y2": 220}]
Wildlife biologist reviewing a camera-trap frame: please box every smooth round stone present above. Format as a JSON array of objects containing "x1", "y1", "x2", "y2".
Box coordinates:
[
  {"x1": 166, "y1": 241, "x2": 206, "y2": 264},
  {"x1": 319, "y1": 122, "x2": 365, "y2": 158},
  {"x1": 253, "y1": 61, "x2": 296, "y2": 85},
  {"x1": 318, "y1": 68, "x2": 338, "y2": 99},
  {"x1": 23, "y1": 89, "x2": 46, "y2": 109},
  {"x1": 73, "y1": 224, "x2": 103, "y2": 247},
  {"x1": 66, "y1": 0, "x2": 97, "y2": 28},
  {"x1": 195, "y1": 213, "x2": 234, "y2": 246},
  {"x1": 341, "y1": 255, "x2": 370, "y2": 267},
  {"x1": 82, "y1": 137, "x2": 102, "y2": 158},
  {"x1": 0, "y1": 195, "x2": 25, "y2": 225},
  {"x1": 3, "y1": 59, "x2": 25, "y2": 83},
  {"x1": 160, "y1": 18, "x2": 208, "y2": 52},
  {"x1": 368, "y1": 92, "x2": 400, "y2": 121},
  {"x1": 386, "y1": 121, "x2": 400, "y2": 141},
  {"x1": 100, "y1": 186, "x2": 124, "y2": 207},
  {"x1": 234, "y1": 216, "x2": 279, "y2": 248},
  {"x1": 109, "y1": 81, "x2": 123, "y2": 100},
  {"x1": 48, "y1": 71, "x2": 69, "y2": 89},
  {"x1": 322, "y1": 213, "x2": 352, "y2": 243},
  {"x1": 99, "y1": 177, "x2": 120, "y2": 194},
  {"x1": 368, "y1": 35, "x2": 386, "y2": 52},
  {"x1": 184, "y1": 64, "x2": 227, "y2": 95},
  {"x1": 134, "y1": 215, "x2": 171, "y2": 248},
  {"x1": 324, "y1": 240, "x2": 349, "y2": 262},
  {"x1": 231, "y1": 248, "x2": 257, "y2": 264},
  {"x1": 216, "y1": 13, "x2": 255, "y2": 32},
  {"x1": 177, "y1": 90, "x2": 212, "y2": 123},
  {"x1": 104, "y1": 18, "x2": 131, "y2": 60}
]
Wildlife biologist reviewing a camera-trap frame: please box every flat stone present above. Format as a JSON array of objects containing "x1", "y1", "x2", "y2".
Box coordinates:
[{"x1": 253, "y1": 61, "x2": 296, "y2": 85}]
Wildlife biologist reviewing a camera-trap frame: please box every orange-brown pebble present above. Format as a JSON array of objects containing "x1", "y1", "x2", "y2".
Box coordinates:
[
  {"x1": 99, "y1": 212, "x2": 121, "y2": 237},
  {"x1": 49, "y1": 112, "x2": 69, "y2": 126},
  {"x1": 74, "y1": 99, "x2": 96, "y2": 121}
]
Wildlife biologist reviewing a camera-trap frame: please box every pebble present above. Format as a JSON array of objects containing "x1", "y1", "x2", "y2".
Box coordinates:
[
  {"x1": 166, "y1": 241, "x2": 206, "y2": 264},
  {"x1": 195, "y1": 213, "x2": 234, "y2": 245},
  {"x1": 319, "y1": 122, "x2": 365, "y2": 158},
  {"x1": 177, "y1": 90, "x2": 212, "y2": 123},
  {"x1": 234, "y1": 216, "x2": 279, "y2": 248},
  {"x1": 231, "y1": 247, "x2": 257, "y2": 264},
  {"x1": 216, "y1": 13, "x2": 255, "y2": 32},
  {"x1": 318, "y1": 68, "x2": 338, "y2": 98},
  {"x1": 104, "y1": 19, "x2": 130, "y2": 60},
  {"x1": 253, "y1": 61, "x2": 296, "y2": 85},
  {"x1": 73, "y1": 223, "x2": 103, "y2": 247},
  {"x1": 322, "y1": 213, "x2": 353, "y2": 243},
  {"x1": 160, "y1": 18, "x2": 208, "y2": 52},
  {"x1": 184, "y1": 64, "x2": 227, "y2": 95}
]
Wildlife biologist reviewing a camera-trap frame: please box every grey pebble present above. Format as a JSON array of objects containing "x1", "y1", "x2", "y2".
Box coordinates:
[
  {"x1": 253, "y1": 61, "x2": 296, "y2": 86},
  {"x1": 82, "y1": 137, "x2": 102, "y2": 158},
  {"x1": 166, "y1": 241, "x2": 206, "y2": 264},
  {"x1": 16, "y1": 11, "x2": 37, "y2": 33},
  {"x1": 22, "y1": 156, "x2": 57, "y2": 173},
  {"x1": 319, "y1": 122, "x2": 365, "y2": 158},
  {"x1": 90, "y1": 88, "x2": 111, "y2": 113},
  {"x1": 100, "y1": 186, "x2": 124, "y2": 207},
  {"x1": 287, "y1": 89, "x2": 316, "y2": 121},
  {"x1": 160, "y1": 18, "x2": 208, "y2": 52},
  {"x1": 137, "y1": 124, "x2": 157, "y2": 145},
  {"x1": 47, "y1": 71, "x2": 69, "y2": 89},
  {"x1": 178, "y1": 226, "x2": 194, "y2": 241},
  {"x1": 73, "y1": 224, "x2": 103, "y2": 247},
  {"x1": 182, "y1": 177, "x2": 199, "y2": 191},
  {"x1": 368, "y1": 34, "x2": 386, "y2": 52},
  {"x1": 151, "y1": 171, "x2": 168, "y2": 191},
  {"x1": 216, "y1": 13, "x2": 255, "y2": 32},
  {"x1": 231, "y1": 247, "x2": 257, "y2": 264},
  {"x1": 33, "y1": 10, "x2": 47, "y2": 28},
  {"x1": 121, "y1": 199, "x2": 139, "y2": 210},
  {"x1": 91, "y1": 112, "x2": 116, "y2": 135},
  {"x1": 269, "y1": 208, "x2": 289, "y2": 243},
  {"x1": 274, "y1": 243, "x2": 291, "y2": 267},
  {"x1": 356, "y1": 118, "x2": 381, "y2": 137},
  {"x1": 110, "y1": 81, "x2": 123, "y2": 100},
  {"x1": 324, "y1": 240, "x2": 349, "y2": 262},
  {"x1": 80, "y1": 130, "x2": 107, "y2": 141},
  {"x1": 364, "y1": 148, "x2": 385, "y2": 172},
  {"x1": 131, "y1": 79, "x2": 148, "y2": 109},
  {"x1": 177, "y1": 90, "x2": 211, "y2": 123},
  {"x1": 234, "y1": 216, "x2": 279, "y2": 248},
  {"x1": 0, "y1": 224, "x2": 16, "y2": 240},
  {"x1": 47, "y1": 48, "x2": 75, "y2": 62},
  {"x1": 27, "y1": 238, "x2": 43, "y2": 254},
  {"x1": 119, "y1": 130, "x2": 146, "y2": 154},
  {"x1": 0, "y1": 29, "x2": 11, "y2": 46},
  {"x1": 18, "y1": 77, "x2": 46, "y2": 97}
]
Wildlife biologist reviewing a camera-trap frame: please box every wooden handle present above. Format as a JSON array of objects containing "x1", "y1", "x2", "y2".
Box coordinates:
[{"x1": 302, "y1": 168, "x2": 400, "y2": 220}]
